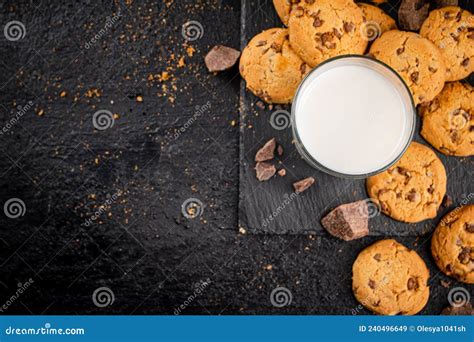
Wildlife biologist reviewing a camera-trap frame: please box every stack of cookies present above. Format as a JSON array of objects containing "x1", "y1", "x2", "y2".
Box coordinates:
[{"x1": 239, "y1": 0, "x2": 473, "y2": 315}]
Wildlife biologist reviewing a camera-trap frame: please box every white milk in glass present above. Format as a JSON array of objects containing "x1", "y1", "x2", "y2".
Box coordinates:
[{"x1": 292, "y1": 56, "x2": 415, "y2": 177}]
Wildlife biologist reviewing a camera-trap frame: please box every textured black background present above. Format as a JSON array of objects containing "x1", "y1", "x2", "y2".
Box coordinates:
[{"x1": 0, "y1": 0, "x2": 472, "y2": 315}]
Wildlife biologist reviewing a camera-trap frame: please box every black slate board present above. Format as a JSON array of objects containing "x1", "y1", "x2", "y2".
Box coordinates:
[{"x1": 239, "y1": 0, "x2": 474, "y2": 235}]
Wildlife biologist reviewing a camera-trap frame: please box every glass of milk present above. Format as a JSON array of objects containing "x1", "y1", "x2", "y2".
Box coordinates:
[{"x1": 292, "y1": 55, "x2": 416, "y2": 178}]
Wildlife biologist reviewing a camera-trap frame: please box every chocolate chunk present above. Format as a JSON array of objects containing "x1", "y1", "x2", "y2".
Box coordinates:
[
  {"x1": 255, "y1": 138, "x2": 276, "y2": 162},
  {"x1": 368, "y1": 280, "x2": 376, "y2": 289},
  {"x1": 373, "y1": 253, "x2": 382, "y2": 261},
  {"x1": 205, "y1": 45, "x2": 240, "y2": 72},
  {"x1": 397, "y1": 47, "x2": 405, "y2": 55},
  {"x1": 320, "y1": 200, "x2": 369, "y2": 241},
  {"x1": 277, "y1": 145, "x2": 283, "y2": 156},
  {"x1": 343, "y1": 21, "x2": 354, "y2": 33},
  {"x1": 407, "y1": 189, "x2": 420, "y2": 202},
  {"x1": 396, "y1": 166, "x2": 410, "y2": 177},
  {"x1": 458, "y1": 247, "x2": 471, "y2": 264},
  {"x1": 442, "y1": 194, "x2": 453, "y2": 207},
  {"x1": 293, "y1": 177, "x2": 315, "y2": 193},
  {"x1": 271, "y1": 42, "x2": 282, "y2": 52},
  {"x1": 398, "y1": 0, "x2": 430, "y2": 31},
  {"x1": 277, "y1": 168, "x2": 286, "y2": 177},
  {"x1": 410, "y1": 71, "x2": 419, "y2": 83},
  {"x1": 427, "y1": 185, "x2": 435, "y2": 194},
  {"x1": 441, "y1": 303, "x2": 474, "y2": 315},
  {"x1": 465, "y1": 223, "x2": 474, "y2": 233},
  {"x1": 461, "y1": 58, "x2": 470, "y2": 67},
  {"x1": 313, "y1": 17, "x2": 324, "y2": 28},
  {"x1": 407, "y1": 277, "x2": 419, "y2": 290},
  {"x1": 255, "y1": 162, "x2": 276, "y2": 181}
]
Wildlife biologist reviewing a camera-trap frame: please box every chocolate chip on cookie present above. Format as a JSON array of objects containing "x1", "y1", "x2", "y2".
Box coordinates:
[
  {"x1": 420, "y1": 82, "x2": 473, "y2": 157},
  {"x1": 288, "y1": 0, "x2": 367, "y2": 67},
  {"x1": 431, "y1": 204, "x2": 474, "y2": 284},
  {"x1": 367, "y1": 142, "x2": 447, "y2": 223},
  {"x1": 420, "y1": 6, "x2": 474, "y2": 81},
  {"x1": 240, "y1": 28, "x2": 310, "y2": 103},
  {"x1": 370, "y1": 31, "x2": 446, "y2": 105},
  {"x1": 352, "y1": 239, "x2": 430, "y2": 315}
]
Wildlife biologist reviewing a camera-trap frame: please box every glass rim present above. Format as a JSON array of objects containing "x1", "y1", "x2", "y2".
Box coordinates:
[{"x1": 291, "y1": 54, "x2": 417, "y2": 179}]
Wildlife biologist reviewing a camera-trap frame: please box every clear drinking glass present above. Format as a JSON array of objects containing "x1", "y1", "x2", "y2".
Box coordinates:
[{"x1": 291, "y1": 55, "x2": 416, "y2": 179}]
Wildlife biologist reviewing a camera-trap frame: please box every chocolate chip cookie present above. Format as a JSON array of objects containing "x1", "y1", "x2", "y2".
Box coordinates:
[
  {"x1": 358, "y1": 3, "x2": 397, "y2": 40},
  {"x1": 239, "y1": 28, "x2": 310, "y2": 104},
  {"x1": 273, "y1": 0, "x2": 297, "y2": 26},
  {"x1": 366, "y1": 142, "x2": 447, "y2": 223},
  {"x1": 288, "y1": 0, "x2": 367, "y2": 67},
  {"x1": 369, "y1": 30, "x2": 446, "y2": 105},
  {"x1": 420, "y1": 82, "x2": 473, "y2": 157},
  {"x1": 432, "y1": 204, "x2": 474, "y2": 284},
  {"x1": 352, "y1": 239, "x2": 430, "y2": 315},
  {"x1": 420, "y1": 6, "x2": 474, "y2": 81}
]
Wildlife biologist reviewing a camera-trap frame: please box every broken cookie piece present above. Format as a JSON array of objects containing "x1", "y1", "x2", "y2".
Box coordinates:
[
  {"x1": 255, "y1": 162, "x2": 276, "y2": 181},
  {"x1": 205, "y1": 45, "x2": 240, "y2": 72},
  {"x1": 398, "y1": 0, "x2": 430, "y2": 31},
  {"x1": 255, "y1": 138, "x2": 276, "y2": 162},
  {"x1": 293, "y1": 177, "x2": 315, "y2": 193},
  {"x1": 321, "y1": 200, "x2": 369, "y2": 241}
]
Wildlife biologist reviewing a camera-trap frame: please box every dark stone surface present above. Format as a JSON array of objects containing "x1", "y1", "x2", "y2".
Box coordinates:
[{"x1": 0, "y1": 0, "x2": 472, "y2": 316}]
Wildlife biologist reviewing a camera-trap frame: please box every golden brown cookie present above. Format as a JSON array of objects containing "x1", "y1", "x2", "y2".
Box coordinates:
[
  {"x1": 420, "y1": 82, "x2": 473, "y2": 157},
  {"x1": 358, "y1": 3, "x2": 397, "y2": 40},
  {"x1": 352, "y1": 239, "x2": 430, "y2": 315},
  {"x1": 420, "y1": 6, "x2": 474, "y2": 82},
  {"x1": 431, "y1": 204, "x2": 474, "y2": 284},
  {"x1": 273, "y1": 0, "x2": 295, "y2": 26},
  {"x1": 366, "y1": 142, "x2": 447, "y2": 223},
  {"x1": 288, "y1": 0, "x2": 367, "y2": 67},
  {"x1": 239, "y1": 28, "x2": 310, "y2": 104},
  {"x1": 369, "y1": 30, "x2": 446, "y2": 105}
]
